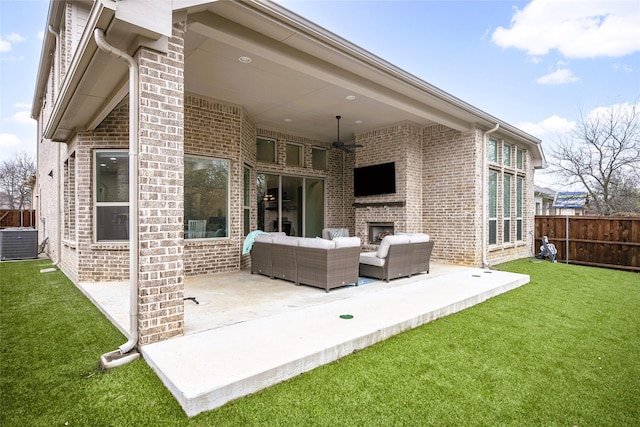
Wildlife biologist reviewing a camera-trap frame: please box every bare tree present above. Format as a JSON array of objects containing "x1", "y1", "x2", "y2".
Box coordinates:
[
  {"x1": 0, "y1": 152, "x2": 36, "y2": 210},
  {"x1": 549, "y1": 102, "x2": 640, "y2": 215}
]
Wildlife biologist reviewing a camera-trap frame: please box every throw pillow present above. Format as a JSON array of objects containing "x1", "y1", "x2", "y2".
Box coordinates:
[{"x1": 328, "y1": 229, "x2": 344, "y2": 240}]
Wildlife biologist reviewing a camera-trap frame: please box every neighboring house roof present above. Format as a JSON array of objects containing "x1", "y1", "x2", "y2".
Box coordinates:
[
  {"x1": 554, "y1": 192, "x2": 588, "y2": 209},
  {"x1": 31, "y1": 0, "x2": 546, "y2": 168},
  {"x1": 534, "y1": 185, "x2": 555, "y2": 198}
]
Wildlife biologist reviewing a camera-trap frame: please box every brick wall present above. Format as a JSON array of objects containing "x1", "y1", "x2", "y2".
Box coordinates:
[
  {"x1": 423, "y1": 125, "x2": 482, "y2": 265},
  {"x1": 183, "y1": 96, "x2": 244, "y2": 275},
  {"x1": 136, "y1": 22, "x2": 186, "y2": 344}
]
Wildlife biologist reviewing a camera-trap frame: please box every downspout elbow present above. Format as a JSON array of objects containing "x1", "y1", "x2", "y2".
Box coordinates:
[
  {"x1": 482, "y1": 123, "x2": 499, "y2": 269},
  {"x1": 94, "y1": 28, "x2": 140, "y2": 366}
]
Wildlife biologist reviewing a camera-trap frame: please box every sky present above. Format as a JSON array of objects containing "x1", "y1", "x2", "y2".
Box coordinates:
[{"x1": 1, "y1": 0, "x2": 639, "y2": 190}]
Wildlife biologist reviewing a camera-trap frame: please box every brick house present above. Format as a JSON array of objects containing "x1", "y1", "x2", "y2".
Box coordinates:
[{"x1": 32, "y1": 0, "x2": 545, "y2": 345}]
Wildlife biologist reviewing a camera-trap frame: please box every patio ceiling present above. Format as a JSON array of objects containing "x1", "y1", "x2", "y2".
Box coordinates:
[
  {"x1": 182, "y1": 1, "x2": 479, "y2": 143},
  {"x1": 35, "y1": 0, "x2": 544, "y2": 165}
]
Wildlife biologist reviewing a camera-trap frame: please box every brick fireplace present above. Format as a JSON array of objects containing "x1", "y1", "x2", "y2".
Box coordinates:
[{"x1": 368, "y1": 222, "x2": 394, "y2": 243}]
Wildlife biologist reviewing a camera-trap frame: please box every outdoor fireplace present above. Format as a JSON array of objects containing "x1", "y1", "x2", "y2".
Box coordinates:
[{"x1": 368, "y1": 222, "x2": 394, "y2": 244}]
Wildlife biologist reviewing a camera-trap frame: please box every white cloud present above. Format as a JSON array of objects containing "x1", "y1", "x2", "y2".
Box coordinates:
[
  {"x1": 492, "y1": 0, "x2": 640, "y2": 58},
  {"x1": 0, "y1": 38, "x2": 11, "y2": 53},
  {"x1": 613, "y1": 63, "x2": 633, "y2": 73},
  {"x1": 8, "y1": 111, "x2": 36, "y2": 126},
  {"x1": 585, "y1": 101, "x2": 640, "y2": 122},
  {"x1": 536, "y1": 68, "x2": 579, "y2": 84},
  {"x1": 5, "y1": 33, "x2": 25, "y2": 43},
  {"x1": 0, "y1": 33, "x2": 25, "y2": 52},
  {"x1": 0, "y1": 133, "x2": 21, "y2": 149},
  {"x1": 517, "y1": 115, "x2": 576, "y2": 138}
]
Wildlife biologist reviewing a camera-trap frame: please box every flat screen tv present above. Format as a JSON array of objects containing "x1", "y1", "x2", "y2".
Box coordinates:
[{"x1": 354, "y1": 162, "x2": 396, "y2": 197}]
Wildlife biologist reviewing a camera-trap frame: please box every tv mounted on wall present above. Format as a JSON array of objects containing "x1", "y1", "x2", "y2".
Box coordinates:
[{"x1": 354, "y1": 162, "x2": 396, "y2": 197}]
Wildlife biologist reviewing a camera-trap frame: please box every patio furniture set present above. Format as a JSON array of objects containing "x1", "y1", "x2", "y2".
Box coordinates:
[{"x1": 250, "y1": 229, "x2": 434, "y2": 292}]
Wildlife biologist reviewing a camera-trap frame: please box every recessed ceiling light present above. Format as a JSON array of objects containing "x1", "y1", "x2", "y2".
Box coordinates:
[
  {"x1": 238, "y1": 56, "x2": 252, "y2": 63},
  {"x1": 345, "y1": 95, "x2": 356, "y2": 101}
]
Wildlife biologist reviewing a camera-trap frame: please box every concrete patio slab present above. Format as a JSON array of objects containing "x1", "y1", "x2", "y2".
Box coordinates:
[{"x1": 78, "y1": 265, "x2": 528, "y2": 417}]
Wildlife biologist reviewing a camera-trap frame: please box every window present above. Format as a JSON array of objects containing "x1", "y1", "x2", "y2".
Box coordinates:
[
  {"x1": 64, "y1": 153, "x2": 76, "y2": 241},
  {"x1": 184, "y1": 155, "x2": 229, "y2": 239},
  {"x1": 488, "y1": 169, "x2": 497, "y2": 245},
  {"x1": 516, "y1": 176, "x2": 523, "y2": 241},
  {"x1": 516, "y1": 148, "x2": 524, "y2": 170},
  {"x1": 95, "y1": 150, "x2": 129, "y2": 241},
  {"x1": 286, "y1": 142, "x2": 303, "y2": 167},
  {"x1": 312, "y1": 147, "x2": 327, "y2": 170},
  {"x1": 257, "y1": 173, "x2": 324, "y2": 237},
  {"x1": 503, "y1": 144, "x2": 512, "y2": 167},
  {"x1": 503, "y1": 173, "x2": 512, "y2": 243},
  {"x1": 243, "y1": 166, "x2": 251, "y2": 236},
  {"x1": 257, "y1": 137, "x2": 276, "y2": 163},
  {"x1": 488, "y1": 138, "x2": 498, "y2": 163}
]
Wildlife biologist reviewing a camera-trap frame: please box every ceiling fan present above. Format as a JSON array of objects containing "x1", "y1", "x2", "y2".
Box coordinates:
[{"x1": 331, "y1": 115, "x2": 362, "y2": 152}]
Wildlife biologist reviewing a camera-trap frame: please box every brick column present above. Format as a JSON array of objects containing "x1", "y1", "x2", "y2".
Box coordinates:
[{"x1": 136, "y1": 22, "x2": 185, "y2": 345}]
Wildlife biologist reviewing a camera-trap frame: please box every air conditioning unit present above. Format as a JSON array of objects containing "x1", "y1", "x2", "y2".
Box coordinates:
[{"x1": 0, "y1": 228, "x2": 38, "y2": 261}]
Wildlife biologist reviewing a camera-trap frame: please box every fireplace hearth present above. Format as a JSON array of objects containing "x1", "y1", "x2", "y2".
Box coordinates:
[{"x1": 368, "y1": 222, "x2": 394, "y2": 244}]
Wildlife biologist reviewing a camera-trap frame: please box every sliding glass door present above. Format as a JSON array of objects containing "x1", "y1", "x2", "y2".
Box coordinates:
[{"x1": 257, "y1": 173, "x2": 324, "y2": 237}]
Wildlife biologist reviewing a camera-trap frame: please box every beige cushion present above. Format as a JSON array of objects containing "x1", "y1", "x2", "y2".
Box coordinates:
[
  {"x1": 376, "y1": 235, "x2": 411, "y2": 258},
  {"x1": 333, "y1": 236, "x2": 361, "y2": 248},
  {"x1": 408, "y1": 233, "x2": 430, "y2": 243},
  {"x1": 272, "y1": 236, "x2": 300, "y2": 246},
  {"x1": 254, "y1": 233, "x2": 273, "y2": 243},
  {"x1": 297, "y1": 237, "x2": 335, "y2": 249},
  {"x1": 359, "y1": 251, "x2": 385, "y2": 267}
]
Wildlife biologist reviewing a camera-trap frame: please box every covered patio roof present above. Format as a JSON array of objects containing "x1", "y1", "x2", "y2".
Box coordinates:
[{"x1": 32, "y1": 0, "x2": 545, "y2": 167}]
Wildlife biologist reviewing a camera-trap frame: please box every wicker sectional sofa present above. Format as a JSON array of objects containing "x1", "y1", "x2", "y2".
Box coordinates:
[
  {"x1": 250, "y1": 233, "x2": 362, "y2": 292},
  {"x1": 359, "y1": 234, "x2": 434, "y2": 282}
]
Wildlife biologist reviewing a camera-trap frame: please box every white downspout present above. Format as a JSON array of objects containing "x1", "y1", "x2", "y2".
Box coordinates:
[
  {"x1": 47, "y1": 25, "x2": 62, "y2": 266},
  {"x1": 482, "y1": 123, "x2": 499, "y2": 269},
  {"x1": 94, "y1": 29, "x2": 140, "y2": 368}
]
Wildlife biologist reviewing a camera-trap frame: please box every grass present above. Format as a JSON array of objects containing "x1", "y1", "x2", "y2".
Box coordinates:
[{"x1": 1, "y1": 258, "x2": 638, "y2": 426}]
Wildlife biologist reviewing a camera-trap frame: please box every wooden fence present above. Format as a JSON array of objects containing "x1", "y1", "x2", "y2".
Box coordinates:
[
  {"x1": 534, "y1": 216, "x2": 640, "y2": 271},
  {"x1": 0, "y1": 210, "x2": 37, "y2": 228}
]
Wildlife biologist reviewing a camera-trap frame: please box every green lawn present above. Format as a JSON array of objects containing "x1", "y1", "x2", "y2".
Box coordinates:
[{"x1": 1, "y1": 258, "x2": 638, "y2": 426}]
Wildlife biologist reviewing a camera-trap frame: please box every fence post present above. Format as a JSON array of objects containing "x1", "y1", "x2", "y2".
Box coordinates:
[{"x1": 565, "y1": 215, "x2": 569, "y2": 264}]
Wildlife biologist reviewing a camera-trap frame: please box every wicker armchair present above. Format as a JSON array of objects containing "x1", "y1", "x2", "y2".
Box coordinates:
[{"x1": 359, "y1": 234, "x2": 434, "y2": 282}]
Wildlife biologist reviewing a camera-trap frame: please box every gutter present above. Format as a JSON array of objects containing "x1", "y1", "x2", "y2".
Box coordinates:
[
  {"x1": 482, "y1": 123, "x2": 499, "y2": 269},
  {"x1": 94, "y1": 28, "x2": 141, "y2": 369},
  {"x1": 47, "y1": 25, "x2": 62, "y2": 267}
]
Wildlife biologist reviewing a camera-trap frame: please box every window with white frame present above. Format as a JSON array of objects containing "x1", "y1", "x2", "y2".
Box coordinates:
[
  {"x1": 503, "y1": 144, "x2": 512, "y2": 167},
  {"x1": 257, "y1": 137, "x2": 276, "y2": 163},
  {"x1": 516, "y1": 148, "x2": 524, "y2": 170},
  {"x1": 95, "y1": 150, "x2": 129, "y2": 241},
  {"x1": 286, "y1": 142, "x2": 303, "y2": 167},
  {"x1": 489, "y1": 138, "x2": 528, "y2": 247},
  {"x1": 488, "y1": 138, "x2": 498, "y2": 163},
  {"x1": 516, "y1": 176, "x2": 523, "y2": 241},
  {"x1": 312, "y1": 147, "x2": 327, "y2": 170},
  {"x1": 243, "y1": 165, "x2": 251, "y2": 236},
  {"x1": 488, "y1": 169, "x2": 498, "y2": 245},
  {"x1": 503, "y1": 173, "x2": 512, "y2": 243},
  {"x1": 184, "y1": 155, "x2": 229, "y2": 239}
]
